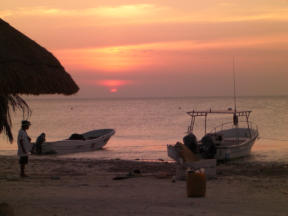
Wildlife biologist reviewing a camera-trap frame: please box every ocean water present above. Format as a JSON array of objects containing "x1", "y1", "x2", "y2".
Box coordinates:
[{"x1": 0, "y1": 96, "x2": 287, "y2": 162}]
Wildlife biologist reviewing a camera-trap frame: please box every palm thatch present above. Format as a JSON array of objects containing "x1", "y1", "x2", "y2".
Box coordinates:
[
  {"x1": 0, "y1": 18, "x2": 79, "y2": 95},
  {"x1": 0, "y1": 95, "x2": 31, "y2": 142},
  {"x1": 0, "y1": 19, "x2": 79, "y2": 142}
]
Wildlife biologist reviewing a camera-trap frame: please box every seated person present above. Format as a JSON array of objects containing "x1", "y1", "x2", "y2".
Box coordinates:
[
  {"x1": 35, "y1": 133, "x2": 46, "y2": 154},
  {"x1": 68, "y1": 133, "x2": 85, "y2": 140}
]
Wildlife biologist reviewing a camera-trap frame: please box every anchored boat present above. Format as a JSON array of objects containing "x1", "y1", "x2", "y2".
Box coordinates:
[
  {"x1": 169, "y1": 58, "x2": 259, "y2": 161},
  {"x1": 39, "y1": 129, "x2": 115, "y2": 155},
  {"x1": 168, "y1": 109, "x2": 258, "y2": 161}
]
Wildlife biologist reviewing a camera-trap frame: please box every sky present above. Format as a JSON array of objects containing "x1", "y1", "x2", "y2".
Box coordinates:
[{"x1": 1, "y1": 0, "x2": 288, "y2": 98}]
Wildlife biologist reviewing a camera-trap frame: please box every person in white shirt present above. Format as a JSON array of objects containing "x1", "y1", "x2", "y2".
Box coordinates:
[{"x1": 17, "y1": 120, "x2": 32, "y2": 177}]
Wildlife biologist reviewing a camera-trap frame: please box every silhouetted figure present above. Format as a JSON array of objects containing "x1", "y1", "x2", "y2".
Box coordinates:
[
  {"x1": 17, "y1": 120, "x2": 32, "y2": 177},
  {"x1": 35, "y1": 133, "x2": 46, "y2": 154},
  {"x1": 68, "y1": 133, "x2": 85, "y2": 140}
]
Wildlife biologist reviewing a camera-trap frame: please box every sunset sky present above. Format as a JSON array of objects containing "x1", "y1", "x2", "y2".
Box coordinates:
[{"x1": 1, "y1": 0, "x2": 288, "y2": 97}]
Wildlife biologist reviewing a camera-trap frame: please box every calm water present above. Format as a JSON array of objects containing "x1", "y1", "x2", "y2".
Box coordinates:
[{"x1": 1, "y1": 96, "x2": 287, "y2": 162}]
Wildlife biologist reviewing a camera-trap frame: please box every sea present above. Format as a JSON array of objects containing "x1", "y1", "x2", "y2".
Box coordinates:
[{"x1": 0, "y1": 96, "x2": 287, "y2": 162}]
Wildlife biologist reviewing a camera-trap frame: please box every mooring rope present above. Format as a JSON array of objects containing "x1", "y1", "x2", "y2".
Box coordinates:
[{"x1": 260, "y1": 137, "x2": 288, "y2": 142}]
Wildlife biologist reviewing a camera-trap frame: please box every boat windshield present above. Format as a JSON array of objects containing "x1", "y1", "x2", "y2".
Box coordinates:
[{"x1": 186, "y1": 110, "x2": 253, "y2": 135}]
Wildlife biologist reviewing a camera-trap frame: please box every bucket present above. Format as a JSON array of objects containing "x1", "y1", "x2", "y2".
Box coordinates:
[{"x1": 186, "y1": 169, "x2": 206, "y2": 197}]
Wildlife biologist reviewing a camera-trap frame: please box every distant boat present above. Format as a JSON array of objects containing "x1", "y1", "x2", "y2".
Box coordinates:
[
  {"x1": 39, "y1": 129, "x2": 115, "y2": 155},
  {"x1": 168, "y1": 109, "x2": 259, "y2": 161}
]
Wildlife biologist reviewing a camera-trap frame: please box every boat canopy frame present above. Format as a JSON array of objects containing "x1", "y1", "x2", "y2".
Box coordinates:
[{"x1": 186, "y1": 110, "x2": 252, "y2": 135}]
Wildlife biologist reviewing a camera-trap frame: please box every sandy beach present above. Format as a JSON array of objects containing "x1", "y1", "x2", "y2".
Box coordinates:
[{"x1": 1, "y1": 155, "x2": 288, "y2": 216}]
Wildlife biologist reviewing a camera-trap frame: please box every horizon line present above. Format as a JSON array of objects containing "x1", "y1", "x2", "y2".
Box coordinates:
[{"x1": 23, "y1": 94, "x2": 288, "y2": 100}]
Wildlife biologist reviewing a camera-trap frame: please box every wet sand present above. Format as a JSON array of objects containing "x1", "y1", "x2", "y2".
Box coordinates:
[{"x1": 0, "y1": 155, "x2": 288, "y2": 216}]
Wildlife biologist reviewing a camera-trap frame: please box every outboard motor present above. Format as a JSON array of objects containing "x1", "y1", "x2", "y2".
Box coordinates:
[
  {"x1": 183, "y1": 133, "x2": 198, "y2": 154},
  {"x1": 199, "y1": 134, "x2": 217, "y2": 159}
]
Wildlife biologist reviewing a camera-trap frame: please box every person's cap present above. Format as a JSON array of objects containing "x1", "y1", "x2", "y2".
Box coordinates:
[{"x1": 21, "y1": 120, "x2": 31, "y2": 126}]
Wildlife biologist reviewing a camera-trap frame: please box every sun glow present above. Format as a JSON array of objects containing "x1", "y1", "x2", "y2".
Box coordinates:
[
  {"x1": 95, "y1": 80, "x2": 132, "y2": 93},
  {"x1": 97, "y1": 80, "x2": 132, "y2": 87},
  {"x1": 110, "y1": 88, "x2": 118, "y2": 93}
]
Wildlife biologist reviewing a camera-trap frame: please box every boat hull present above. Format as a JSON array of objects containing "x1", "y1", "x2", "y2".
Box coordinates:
[
  {"x1": 215, "y1": 127, "x2": 258, "y2": 160},
  {"x1": 41, "y1": 129, "x2": 115, "y2": 155},
  {"x1": 168, "y1": 128, "x2": 258, "y2": 161},
  {"x1": 216, "y1": 134, "x2": 258, "y2": 161}
]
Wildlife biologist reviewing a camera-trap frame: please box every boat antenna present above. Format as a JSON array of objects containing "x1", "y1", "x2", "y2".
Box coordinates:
[
  {"x1": 233, "y1": 56, "x2": 239, "y2": 126},
  {"x1": 233, "y1": 56, "x2": 237, "y2": 113}
]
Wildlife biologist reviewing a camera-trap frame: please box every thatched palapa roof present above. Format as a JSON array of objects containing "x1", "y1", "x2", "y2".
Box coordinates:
[
  {"x1": 0, "y1": 18, "x2": 79, "y2": 95},
  {"x1": 0, "y1": 19, "x2": 79, "y2": 142}
]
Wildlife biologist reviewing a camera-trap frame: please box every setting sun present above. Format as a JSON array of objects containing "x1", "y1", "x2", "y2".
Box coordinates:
[{"x1": 110, "y1": 88, "x2": 118, "y2": 93}]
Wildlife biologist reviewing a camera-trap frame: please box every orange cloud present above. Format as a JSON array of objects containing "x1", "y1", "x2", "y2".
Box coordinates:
[
  {"x1": 54, "y1": 46, "x2": 153, "y2": 72},
  {"x1": 2, "y1": 2, "x2": 288, "y2": 25},
  {"x1": 54, "y1": 34, "x2": 288, "y2": 66}
]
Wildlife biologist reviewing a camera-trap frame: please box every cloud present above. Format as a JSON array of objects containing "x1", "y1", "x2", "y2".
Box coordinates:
[
  {"x1": 0, "y1": 4, "x2": 165, "y2": 19},
  {"x1": 2, "y1": 2, "x2": 288, "y2": 24}
]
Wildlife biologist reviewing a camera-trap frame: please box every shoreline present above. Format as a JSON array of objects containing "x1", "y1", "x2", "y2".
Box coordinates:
[{"x1": 1, "y1": 155, "x2": 288, "y2": 215}]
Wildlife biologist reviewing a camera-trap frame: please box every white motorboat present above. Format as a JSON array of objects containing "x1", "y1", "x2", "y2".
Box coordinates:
[
  {"x1": 40, "y1": 129, "x2": 115, "y2": 154},
  {"x1": 168, "y1": 110, "x2": 258, "y2": 161}
]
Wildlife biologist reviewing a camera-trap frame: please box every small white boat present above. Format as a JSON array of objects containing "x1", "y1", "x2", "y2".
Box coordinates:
[
  {"x1": 168, "y1": 110, "x2": 259, "y2": 161},
  {"x1": 40, "y1": 129, "x2": 115, "y2": 154}
]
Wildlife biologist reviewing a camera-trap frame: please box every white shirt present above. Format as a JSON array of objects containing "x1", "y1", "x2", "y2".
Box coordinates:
[{"x1": 17, "y1": 129, "x2": 32, "y2": 156}]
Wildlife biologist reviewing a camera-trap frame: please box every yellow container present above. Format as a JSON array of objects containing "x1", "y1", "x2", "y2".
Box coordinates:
[{"x1": 186, "y1": 170, "x2": 206, "y2": 197}]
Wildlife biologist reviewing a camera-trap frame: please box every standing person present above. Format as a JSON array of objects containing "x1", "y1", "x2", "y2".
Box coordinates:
[{"x1": 17, "y1": 120, "x2": 32, "y2": 177}]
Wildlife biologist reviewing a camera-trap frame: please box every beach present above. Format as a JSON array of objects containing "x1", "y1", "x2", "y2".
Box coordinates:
[
  {"x1": 1, "y1": 155, "x2": 288, "y2": 216},
  {"x1": 1, "y1": 1, "x2": 288, "y2": 214}
]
